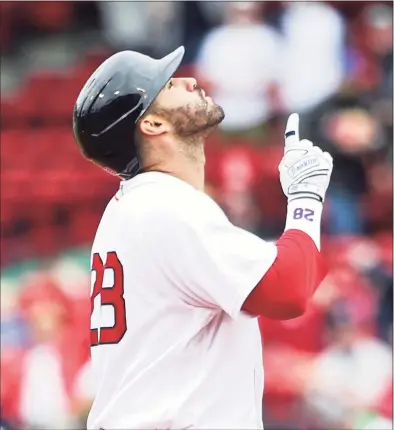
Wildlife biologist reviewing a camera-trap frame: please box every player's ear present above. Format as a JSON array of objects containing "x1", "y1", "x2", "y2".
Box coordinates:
[{"x1": 138, "y1": 114, "x2": 171, "y2": 138}]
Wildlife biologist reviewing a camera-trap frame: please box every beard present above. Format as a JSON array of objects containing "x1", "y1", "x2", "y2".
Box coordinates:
[{"x1": 151, "y1": 95, "x2": 225, "y2": 140}]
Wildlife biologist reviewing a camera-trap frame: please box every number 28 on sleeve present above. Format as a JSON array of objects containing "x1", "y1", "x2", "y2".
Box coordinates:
[{"x1": 293, "y1": 207, "x2": 315, "y2": 222}]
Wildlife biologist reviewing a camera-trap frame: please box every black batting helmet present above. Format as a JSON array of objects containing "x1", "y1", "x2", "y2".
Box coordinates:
[{"x1": 73, "y1": 46, "x2": 185, "y2": 179}]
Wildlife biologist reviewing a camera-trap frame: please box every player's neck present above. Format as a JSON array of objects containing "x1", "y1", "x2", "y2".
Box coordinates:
[{"x1": 144, "y1": 146, "x2": 205, "y2": 191}]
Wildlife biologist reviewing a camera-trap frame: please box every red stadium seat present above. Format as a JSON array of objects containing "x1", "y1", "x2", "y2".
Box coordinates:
[
  {"x1": 1, "y1": 96, "x2": 24, "y2": 124},
  {"x1": 23, "y1": 2, "x2": 74, "y2": 32}
]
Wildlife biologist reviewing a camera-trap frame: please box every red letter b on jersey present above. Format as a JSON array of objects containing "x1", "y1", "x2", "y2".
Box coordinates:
[{"x1": 90, "y1": 252, "x2": 127, "y2": 347}]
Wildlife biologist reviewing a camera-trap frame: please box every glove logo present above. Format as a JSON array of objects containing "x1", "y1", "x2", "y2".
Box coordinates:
[{"x1": 288, "y1": 156, "x2": 319, "y2": 179}]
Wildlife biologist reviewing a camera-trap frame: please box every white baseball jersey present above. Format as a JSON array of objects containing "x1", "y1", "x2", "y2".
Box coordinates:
[{"x1": 88, "y1": 172, "x2": 277, "y2": 430}]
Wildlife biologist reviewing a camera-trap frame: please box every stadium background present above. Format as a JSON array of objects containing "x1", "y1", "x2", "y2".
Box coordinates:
[{"x1": 0, "y1": 1, "x2": 393, "y2": 429}]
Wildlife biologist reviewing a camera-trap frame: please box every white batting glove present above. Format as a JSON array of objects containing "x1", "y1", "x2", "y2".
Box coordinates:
[{"x1": 279, "y1": 113, "x2": 333, "y2": 203}]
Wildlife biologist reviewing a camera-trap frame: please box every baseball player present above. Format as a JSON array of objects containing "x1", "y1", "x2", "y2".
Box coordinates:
[{"x1": 73, "y1": 46, "x2": 333, "y2": 429}]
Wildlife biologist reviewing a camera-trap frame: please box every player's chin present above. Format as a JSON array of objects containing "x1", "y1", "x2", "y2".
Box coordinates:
[
  {"x1": 200, "y1": 110, "x2": 224, "y2": 136},
  {"x1": 209, "y1": 103, "x2": 225, "y2": 125}
]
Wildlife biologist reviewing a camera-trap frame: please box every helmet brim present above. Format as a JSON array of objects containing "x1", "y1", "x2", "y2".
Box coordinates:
[{"x1": 139, "y1": 46, "x2": 185, "y2": 118}]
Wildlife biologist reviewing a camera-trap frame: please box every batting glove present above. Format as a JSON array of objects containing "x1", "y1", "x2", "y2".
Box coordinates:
[{"x1": 279, "y1": 113, "x2": 333, "y2": 203}]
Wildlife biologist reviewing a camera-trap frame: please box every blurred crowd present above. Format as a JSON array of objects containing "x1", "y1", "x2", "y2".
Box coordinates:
[{"x1": 0, "y1": 2, "x2": 393, "y2": 430}]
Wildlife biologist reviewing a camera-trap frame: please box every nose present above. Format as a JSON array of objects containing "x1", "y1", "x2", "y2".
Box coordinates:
[{"x1": 183, "y1": 77, "x2": 197, "y2": 92}]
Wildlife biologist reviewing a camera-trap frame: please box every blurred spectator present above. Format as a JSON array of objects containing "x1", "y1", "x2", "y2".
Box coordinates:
[
  {"x1": 305, "y1": 91, "x2": 388, "y2": 235},
  {"x1": 98, "y1": 2, "x2": 151, "y2": 52},
  {"x1": 305, "y1": 299, "x2": 392, "y2": 429},
  {"x1": 8, "y1": 274, "x2": 89, "y2": 429},
  {"x1": 347, "y1": 3, "x2": 393, "y2": 96},
  {"x1": 148, "y1": 2, "x2": 184, "y2": 58},
  {"x1": 346, "y1": 2, "x2": 394, "y2": 160},
  {"x1": 280, "y1": 2, "x2": 346, "y2": 113},
  {"x1": 196, "y1": 2, "x2": 282, "y2": 134},
  {"x1": 345, "y1": 239, "x2": 393, "y2": 342},
  {"x1": 98, "y1": 2, "x2": 184, "y2": 58}
]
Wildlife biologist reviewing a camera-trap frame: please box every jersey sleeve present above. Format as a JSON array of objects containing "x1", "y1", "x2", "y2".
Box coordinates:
[{"x1": 145, "y1": 192, "x2": 278, "y2": 319}]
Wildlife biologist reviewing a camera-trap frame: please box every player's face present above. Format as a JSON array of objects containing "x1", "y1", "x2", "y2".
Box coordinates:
[{"x1": 151, "y1": 77, "x2": 224, "y2": 137}]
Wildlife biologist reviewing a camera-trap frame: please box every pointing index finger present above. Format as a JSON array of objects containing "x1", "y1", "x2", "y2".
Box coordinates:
[{"x1": 285, "y1": 113, "x2": 300, "y2": 148}]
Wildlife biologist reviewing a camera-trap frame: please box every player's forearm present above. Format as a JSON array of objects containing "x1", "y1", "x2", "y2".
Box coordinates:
[{"x1": 242, "y1": 229, "x2": 327, "y2": 319}]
